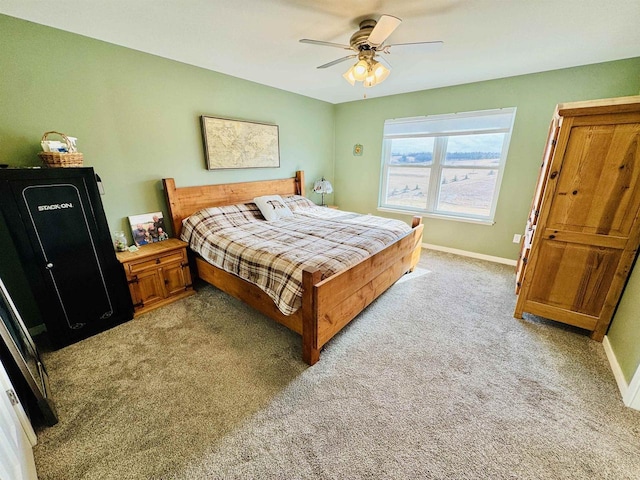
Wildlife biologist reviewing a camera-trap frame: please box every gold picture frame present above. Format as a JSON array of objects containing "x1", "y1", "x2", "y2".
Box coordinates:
[{"x1": 201, "y1": 115, "x2": 280, "y2": 170}]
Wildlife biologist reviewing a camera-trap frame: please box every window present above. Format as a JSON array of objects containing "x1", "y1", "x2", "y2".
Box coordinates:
[{"x1": 379, "y1": 108, "x2": 516, "y2": 223}]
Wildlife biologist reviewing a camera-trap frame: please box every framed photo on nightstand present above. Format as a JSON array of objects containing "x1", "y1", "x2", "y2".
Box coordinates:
[{"x1": 128, "y1": 212, "x2": 168, "y2": 246}]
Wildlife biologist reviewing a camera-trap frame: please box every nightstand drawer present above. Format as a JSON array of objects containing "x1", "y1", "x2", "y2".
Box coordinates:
[{"x1": 127, "y1": 250, "x2": 185, "y2": 274}]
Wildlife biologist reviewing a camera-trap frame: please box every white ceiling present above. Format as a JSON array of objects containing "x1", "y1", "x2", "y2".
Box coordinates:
[{"x1": 2, "y1": 0, "x2": 640, "y2": 104}]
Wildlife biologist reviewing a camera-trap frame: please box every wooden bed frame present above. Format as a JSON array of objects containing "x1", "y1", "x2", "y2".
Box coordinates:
[{"x1": 163, "y1": 171, "x2": 424, "y2": 365}]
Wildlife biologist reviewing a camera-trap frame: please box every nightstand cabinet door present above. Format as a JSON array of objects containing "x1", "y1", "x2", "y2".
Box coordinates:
[
  {"x1": 162, "y1": 260, "x2": 190, "y2": 297},
  {"x1": 130, "y1": 270, "x2": 165, "y2": 309}
]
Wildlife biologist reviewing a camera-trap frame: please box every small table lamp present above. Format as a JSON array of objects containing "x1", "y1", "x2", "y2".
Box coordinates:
[{"x1": 313, "y1": 177, "x2": 333, "y2": 206}]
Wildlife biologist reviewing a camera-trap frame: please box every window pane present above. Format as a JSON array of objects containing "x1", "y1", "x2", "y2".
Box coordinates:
[
  {"x1": 437, "y1": 167, "x2": 498, "y2": 217},
  {"x1": 385, "y1": 166, "x2": 429, "y2": 210},
  {"x1": 443, "y1": 133, "x2": 505, "y2": 167},
  {"x1": 389, "y1": 137, "x2": 434, "y2": 165}
]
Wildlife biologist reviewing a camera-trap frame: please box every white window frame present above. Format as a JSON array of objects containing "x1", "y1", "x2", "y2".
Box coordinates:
[{"x1": 378, "y1": 108, "x2": 516, "y2": 224}]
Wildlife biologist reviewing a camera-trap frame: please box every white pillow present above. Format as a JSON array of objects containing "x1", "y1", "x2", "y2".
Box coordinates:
[{"x1": 253, "y1": 195, "x2": 294, "y2": 221}]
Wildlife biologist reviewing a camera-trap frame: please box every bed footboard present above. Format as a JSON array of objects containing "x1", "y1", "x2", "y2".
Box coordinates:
[{"x1": 300, "y1": 218, "x2": 424, "y2": 365}]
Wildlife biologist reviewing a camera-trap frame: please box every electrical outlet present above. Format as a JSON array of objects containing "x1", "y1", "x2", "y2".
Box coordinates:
[{"x1": 513, "y1": 234, "x2": 522, "y2": 243}]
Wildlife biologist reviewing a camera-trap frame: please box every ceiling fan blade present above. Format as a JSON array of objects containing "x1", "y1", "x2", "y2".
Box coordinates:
[
  {"x1": 367, "y1": 14, "x2": 402, "y2": 46},
  {"x1": 384, "y1": 41, "x2": 444, "y2": 53},
  {"x1": 300, "y1": 39, "x2": 352, "y2": 50},
  {"x1": 317, "y1": 55, "x2": 357, "y2": 69}
]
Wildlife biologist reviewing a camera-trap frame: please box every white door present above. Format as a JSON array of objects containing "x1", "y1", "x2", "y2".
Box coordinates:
[{"x1": 0, "y1": 357, "x2": 38, "y2": 480}]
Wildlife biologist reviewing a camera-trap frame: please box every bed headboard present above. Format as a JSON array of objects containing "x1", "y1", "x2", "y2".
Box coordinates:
[{"x1": 162, "y1": 170, "x2": 305, "y2": 236}]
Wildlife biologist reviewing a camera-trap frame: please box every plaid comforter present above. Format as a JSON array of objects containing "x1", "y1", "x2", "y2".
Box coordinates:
[{"x1": 181, "y1": 195, "x2": 412, "y2": 315}]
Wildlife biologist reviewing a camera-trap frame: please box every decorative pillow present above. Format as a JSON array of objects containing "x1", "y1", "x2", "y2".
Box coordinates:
[{"x1": 253, "y1": 195, "x2": 294, "y2": 221}]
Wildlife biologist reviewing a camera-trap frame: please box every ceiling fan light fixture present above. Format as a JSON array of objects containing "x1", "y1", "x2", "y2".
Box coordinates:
[
  {"x1": 352, "y1": 59, "x2": 369, "y2": 81},
  {"x1": 342, "y1": 67, "x2": 356, "y2": 86},
  {"x1": 372, "y1": 62, "x2": 390, "y2": 83},
  {"x1": 343, "y1": 58, "x2": 390, "y2": 88}
]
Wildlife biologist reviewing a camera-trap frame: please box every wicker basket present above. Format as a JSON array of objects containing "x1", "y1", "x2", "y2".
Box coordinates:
[{"x1": 38, "y1": 131, "x2": 83, "y2": 168}]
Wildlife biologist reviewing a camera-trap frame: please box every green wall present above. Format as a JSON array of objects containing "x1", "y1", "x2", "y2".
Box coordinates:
[
  {"x1": 334, "y1": 59, "x2": 640, "y2": 260},
  {"x1": 1, "y1": 13, "x2": 639, "y2": 386},
  {"x1": 0, "y1": 14, "x2": 335, "y2": 241}
]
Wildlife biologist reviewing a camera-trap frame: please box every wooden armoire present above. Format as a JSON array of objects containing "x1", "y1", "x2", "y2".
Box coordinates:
[{"x1": 515, "y1": 96, "x2": 640, "y2": 341}]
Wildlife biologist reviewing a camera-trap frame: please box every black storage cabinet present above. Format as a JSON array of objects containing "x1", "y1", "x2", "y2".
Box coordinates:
[{"x1": 0, "y1": 167, "x2": 133, "y2": 347}]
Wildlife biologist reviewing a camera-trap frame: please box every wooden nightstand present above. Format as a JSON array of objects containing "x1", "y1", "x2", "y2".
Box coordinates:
[
  {"x1": 326, "y1": 205, "x2": 339, "y2": 209},
  {"x1": 116, "y1": 238, "x2": 195, "y2": 316}
]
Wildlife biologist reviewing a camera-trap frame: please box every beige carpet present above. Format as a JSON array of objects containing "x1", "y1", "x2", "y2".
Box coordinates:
[{"x1": 33, "y1": 250, "x2": 640, "y2": 479}]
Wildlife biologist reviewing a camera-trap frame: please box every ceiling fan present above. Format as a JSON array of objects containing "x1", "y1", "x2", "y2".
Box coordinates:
[{"x1": 300, "y1": 15, "x2": 443, "y2": 88}]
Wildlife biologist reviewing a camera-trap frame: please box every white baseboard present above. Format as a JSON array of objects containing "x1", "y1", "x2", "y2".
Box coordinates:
[
  {"x1": 626, "y1": 360, "x2": 640, "y2": 410},
  {"x1": 603, "y1": 335, "x2": 640, "y2": 411},
  {"x1": 423, "y1": 243, "x2": 517, "y2": 266},
  {"x1": 603, "y1": 336, "x2": 629, "y2": 398}
]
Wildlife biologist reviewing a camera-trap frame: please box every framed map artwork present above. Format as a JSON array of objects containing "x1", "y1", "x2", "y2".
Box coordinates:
[{"x1": 201, "y1": 115, "x2": 280, "y2": 170}]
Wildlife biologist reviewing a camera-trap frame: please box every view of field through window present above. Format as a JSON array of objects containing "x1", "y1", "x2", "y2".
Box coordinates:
[{"x1": 384, "y1": 133, "x2": 504, "y2": 217}]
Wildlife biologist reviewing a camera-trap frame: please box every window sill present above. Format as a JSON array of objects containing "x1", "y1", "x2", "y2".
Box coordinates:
[{"x1": 377, "y1": 207, "x2": 496, "y2": 225}]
